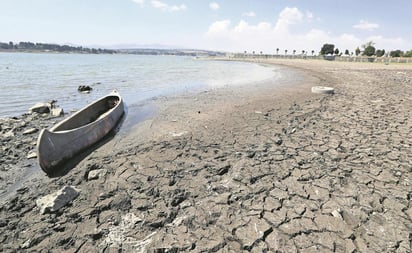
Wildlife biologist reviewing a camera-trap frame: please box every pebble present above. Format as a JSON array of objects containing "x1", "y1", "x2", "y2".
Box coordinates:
[
  {"x1": 26, "y1": 151, "x2": 37, "y2": 159},
  {"x1": 23, "y1": 128, "x2": 38, "y2": 135}
]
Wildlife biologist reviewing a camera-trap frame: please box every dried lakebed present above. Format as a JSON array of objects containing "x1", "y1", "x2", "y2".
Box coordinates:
[{"x1": 0, "y1": 61, "x2": 411, "y2": 252}]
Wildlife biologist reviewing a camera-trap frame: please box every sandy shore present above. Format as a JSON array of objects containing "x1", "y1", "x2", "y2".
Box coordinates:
[{"x1": 1, "y1": 59, "x2": 411, "y2": 252}]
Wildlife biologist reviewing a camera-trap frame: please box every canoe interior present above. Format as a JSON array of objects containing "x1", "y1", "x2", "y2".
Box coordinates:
[{"x1": 52, "y1": 95, "x2": 120, "y2": 132}]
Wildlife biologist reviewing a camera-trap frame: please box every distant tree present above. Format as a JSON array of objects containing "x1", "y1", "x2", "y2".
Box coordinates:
[
  {"x1": 344, "y1": 49, "x2": 350, "y2": 55},
  {"x1": 362, "y1": 41, "x2": 376, "y2": 56},
  {"x1": 311, "y1": 50, "x2": 315, "y2": 56},
  {"x1": 363, "y1": 46, "x2": 376, "y2": 56},
  {"x1": 276, "y1": 48, "x2": 279, "y2": 55},
  {"x1": 252, "y1": 51, "x2": 255, "y2": 55},
  {"x1": 390, "y1": 50, "x2": 403, "y2": 57},
  {"x1": 260, "y1": 51, "x2": 263, "y2": 55},
  {"x1": 293, "y1": 50, "x2": 296, "y2": 55},
  {"x1": 320, "y1": 43, "x2": 334, "y2": 55},
  {"x1": 376, "y1": 49, "x2": 385, "y2": 57},
  {"x1": 302, "y1": 50, "x2": 305, "y2": 55},
  {"x1": 19, "y1": 41, "x2": 35, "y2": 49},
  {"x1": 404, "y1": 51, "x2": 412, "y2": 57},
  {"x1": 0, "y1": 42, "x2": 10, "y2": 49},
  {"x1": 285, "y1": 49, "x2": 288, "y2": 55},
  {"x1": 334, "y1": 48, "x2": 340, "y2": 55},
  {"x1": 355, "y1": 47, "x2": 361, "y2": 56},
  {"x1": 244, "y1": 51, "x2": 247, "y2": 54}
]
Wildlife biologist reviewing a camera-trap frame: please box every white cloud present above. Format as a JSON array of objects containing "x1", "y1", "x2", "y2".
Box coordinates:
[
  {"x1": 151, "y1": 0, "x2": 167, "y2": 9},
  {"x1": 203, "y1": 7, "x2": 407, "y2": 53},
  {"x1": 209, "y1": 2, "x2": 220, "y2": 10},
  {"x1": 353, "y1": 20, "x2": 379, "y2": 31},
  {"x1": 274, "y1": 7, "x2": 304, "y2": 31},
  {"x1": 170, "y1": 4, "x2": 187, "y2": 12},
  {"x1": 242, "y1": 11, "x2": 256, "y2": 17},
  {"x1": 151, "y1": 0, "x2": 187, "y2": 12},
  {"x1": 132, "y1": 0, "x2": 144, "y2": 6},
  {"x1": 206, "y1": 20, "x2": 231, "y2": 35}
]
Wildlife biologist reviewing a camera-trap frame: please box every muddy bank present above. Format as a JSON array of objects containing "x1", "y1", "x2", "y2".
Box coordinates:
[
  {"x1": 0, "y1": 112, "x2": 56, "y2": 200},
  {"x1": 0, "y1": 60, "x2": 411, "y2": 252}
]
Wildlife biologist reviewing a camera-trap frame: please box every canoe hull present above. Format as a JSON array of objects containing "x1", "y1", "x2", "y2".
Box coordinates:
[{"x1": 37, "y1": 91, "x2": 124, "y2": 175}]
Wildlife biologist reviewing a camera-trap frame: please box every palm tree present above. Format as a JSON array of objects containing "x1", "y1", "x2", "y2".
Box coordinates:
[
  {"x1": 311, "y1": 50, "x2": 315, "y2": 56},
  {"x1": 285, "y1": 49, "x2": 288, "y2": 55},
  {"x1": 302, "y1": 50, "x2": 305, "y2": 55},
  {"x1": 293, "y1": 50, "x2": 296, "y2": 55},
  {"x1": 276, "y1": 48, "x2": 279, "y2": 55}
]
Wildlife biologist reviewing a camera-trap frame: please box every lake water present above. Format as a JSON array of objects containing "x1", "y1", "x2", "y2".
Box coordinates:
[{"x1": 0, "y1": 52, "x2": 281, "y2": 118}]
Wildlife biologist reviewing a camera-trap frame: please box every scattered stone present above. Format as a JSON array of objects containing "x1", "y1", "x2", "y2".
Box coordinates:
[
  {"x1": 274, "y1": 135, "x2": 283, "y2": 145},
  {"x1": 3, "y1": 130, "x2": 14, "y2": 138},
  {"x1": 21, "y1": 239, "x2": 32, "y2": 249},
  {"x1": 87, "y1": 169, "x2": 107, "y2": 180},
  {"x1": 78, "y1": 85, "x2": 93, "y2": 93},
  {"x1": 311, "y1": 86, "x2": 334, "y2": 94},
  {"x1": 216, "y1": 164, "x2": 230, "y2": 176},
  {"x1": 27, "y1": 151, "x2": 37, "y2": 159},
  {"x1": 50, "y1": 107, "x2": 64, "y2": 117},
  {"x1": 331, "y1": 209, "x2": 342, "y2": 219},
  {"x1": 22, "y1": 128, "x2": 38, "y2": 135},
  {"x1": 35, "y1": 186, "x2": 80, "y2": 214},
  {"x1": 29, "y1": 103, "x2": 50, "y2": 114}
]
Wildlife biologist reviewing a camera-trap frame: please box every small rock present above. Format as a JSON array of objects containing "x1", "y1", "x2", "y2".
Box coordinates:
[
  {"x1": 331, "y1": 209, "x2": 342, "y2": 219},
  {"x1": 274, "y1": 136, "x2": 283, "y2": 145},
  {"x1": 87, "y1": 169, "x2": 107, "y2": 180},
  {"x1": 29, "y1": 103, "x2": 50, "y2": 114},
  {"x1": 21, "y1": 239, "x2": 32, "y2": 249},
  {"x1": 23, "y1": 128, "x2": 38, "y2": 135},
  {"x1": 78, "y1": 85, "x2": 93, "y2": 93},
  {"x1": 4, "y1": 130, "x2": 14, "y2": 138},
  {"x1": 27, "y1": 151, "x2": 37, "y2": 159},
  {"x1": 216, "y1": 164, "x2": 230, "y2": 176},
  {"x1": 36, "y1": 186, "x2": 80, "y2": 214},
  {"x1": 51, "y1": 107, "x2": 64, "y2": 117}
]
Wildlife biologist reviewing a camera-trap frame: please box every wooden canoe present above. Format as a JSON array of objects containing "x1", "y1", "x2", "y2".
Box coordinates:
[{"x1": 37, "y1": 90, "x2": 124, "y2": 175}]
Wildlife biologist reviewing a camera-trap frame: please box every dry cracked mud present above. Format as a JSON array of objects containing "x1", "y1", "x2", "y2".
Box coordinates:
[{"x1": 0, "y1": 59, "x2": 411, "y2": 252}]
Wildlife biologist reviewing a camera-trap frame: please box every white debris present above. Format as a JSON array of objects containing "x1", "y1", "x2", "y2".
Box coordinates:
[{"x1": 36, "y1": 186, "x2": 80, "y2": 214}]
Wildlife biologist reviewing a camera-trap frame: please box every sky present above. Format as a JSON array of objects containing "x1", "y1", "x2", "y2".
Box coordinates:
[{"x1": 1, "y1": 0, "x2": 411, "y2": 53}]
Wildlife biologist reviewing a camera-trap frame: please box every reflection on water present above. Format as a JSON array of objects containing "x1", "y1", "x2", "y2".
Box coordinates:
[{"x1": 0, "y1": 53, "x2": 280, "y2": 118}]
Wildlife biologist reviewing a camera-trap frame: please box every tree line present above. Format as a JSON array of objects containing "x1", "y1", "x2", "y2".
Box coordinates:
[
  {"x1": 320, "y1": 42, "x2": 412, "y2": 58},
  {"x1": 0, "y1": 41, "x2": 116, "y2": 54}
]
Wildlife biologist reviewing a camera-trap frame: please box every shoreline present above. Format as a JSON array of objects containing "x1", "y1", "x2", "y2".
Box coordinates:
[
  {"x1": 1, "y1": 59, "x2": 411, "y2": 252},
  {"x1": 0, "y1": 62, "x2": 299, "y2": 202}
]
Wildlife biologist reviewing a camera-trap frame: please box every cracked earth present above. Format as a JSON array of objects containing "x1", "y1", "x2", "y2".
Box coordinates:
[{"x1": 1, "y1": 60, "x2": 411, "y2": 252}]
